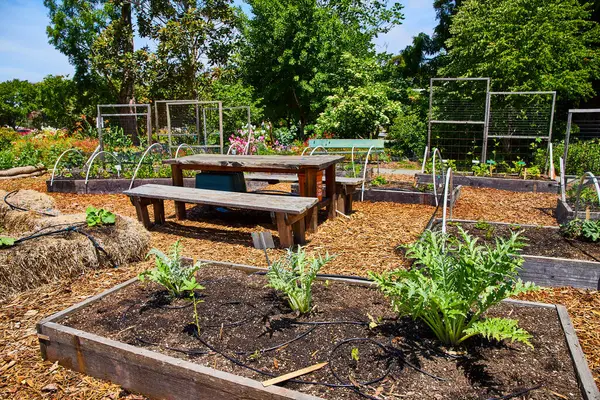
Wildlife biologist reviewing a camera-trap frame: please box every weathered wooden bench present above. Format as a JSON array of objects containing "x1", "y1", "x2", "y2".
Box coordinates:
[
  {"x1": 244, "y1": 173, "x2": 363, "y2": 214},
  {"x1": 123, "y1": 184, "x2": 318, "y2": 248}
]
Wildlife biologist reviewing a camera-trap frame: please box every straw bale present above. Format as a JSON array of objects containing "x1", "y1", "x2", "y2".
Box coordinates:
[{"x1": 0, "y1": 215, "x2": 150, "y2": 301}]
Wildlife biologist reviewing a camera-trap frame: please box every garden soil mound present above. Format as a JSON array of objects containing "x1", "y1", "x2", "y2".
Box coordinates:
[{"x1": 0, "y1": 190, "x2": 151, "y2": 301}]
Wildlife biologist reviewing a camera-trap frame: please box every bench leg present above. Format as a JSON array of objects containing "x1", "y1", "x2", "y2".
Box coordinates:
[
  {"x1": 152, "y1": 199, "x2": 165, "y2": 225},
  {"x1": 291, "y1": 217, "x2": 306, "y2": 245},
  {"x1": 275, "y1": 213, "x2": 294, "y2": 248},
  {"x1": 171, "y1": 165, "x2": 187, "y2": 220},
  {"x1": 345, "y1": 187, "x2": 356, "y2": 214},
  {"x1": 133, "y1": 197, "x2": 151, "y2": 229}
]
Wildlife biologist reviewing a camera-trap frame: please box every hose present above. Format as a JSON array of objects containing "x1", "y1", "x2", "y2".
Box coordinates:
[{"x1": 4, "y1": 190, "x2": 57, "y2": 217}]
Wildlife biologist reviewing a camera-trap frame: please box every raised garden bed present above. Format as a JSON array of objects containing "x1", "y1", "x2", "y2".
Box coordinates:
[
  {"x1": 416, "y1": 173, "x2": 559, "y2": 193},
  {"x1": 556, "y1": 199, "x2": 600, "y2": 224},
  {"x1": 435, "y1": 219, "x2": 600, "y2": 290},
  {"x1": 360, "y1": 181, "x2": 462, "y2": 206},
  {"x1": 47, "y1": 178, "x2": 267, "y2": 195},
  {"x1": 37, "y1": 261, "x2": 599, "y2": 400}
]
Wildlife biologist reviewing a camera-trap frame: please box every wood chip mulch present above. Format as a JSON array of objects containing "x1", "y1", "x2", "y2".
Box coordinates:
[{"x1": 0, "y1": 174, "x2": 598, "y2": 398}]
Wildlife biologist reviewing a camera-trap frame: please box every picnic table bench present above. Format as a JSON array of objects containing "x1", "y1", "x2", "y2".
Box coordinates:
[
  {"x1": 245, "y1": 173, "x2": 363, "y2": 214},
  {"x1": 123, "y1": 184, "x2": 318, "y2": 248}
]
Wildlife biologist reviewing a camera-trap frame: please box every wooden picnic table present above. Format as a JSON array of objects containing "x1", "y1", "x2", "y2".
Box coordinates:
[{"x1": 163, "y1": 154, "x2": 345, "y2": 231}]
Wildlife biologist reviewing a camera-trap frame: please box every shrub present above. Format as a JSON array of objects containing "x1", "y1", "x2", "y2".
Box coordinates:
[
  {"x1": 266, "y1": 247, "x2": 333, "y2": 314},
  {"x1": 139, "y1": 240, "x2": 204, "y2": 297},
  {"x1": 0, "y1": 150, "x2": 15, "y2": 170},
  {"x1": 370, "y1": 229, "x2": 538, "y2": 347},
  {"x1": 387, "y1": 111, "x2": 426, "y2": 159}
]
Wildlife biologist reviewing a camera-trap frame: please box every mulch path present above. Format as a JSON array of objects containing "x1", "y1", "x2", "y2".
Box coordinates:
[{"x1": 0, "y1": 174, "x2": 598, "y2": 398}]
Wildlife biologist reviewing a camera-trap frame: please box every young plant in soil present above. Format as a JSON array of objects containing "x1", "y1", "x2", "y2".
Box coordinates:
[
  {"x1": 266, "y1": 246, "x2": 333, "y2": 314},
  {"x1": 370, "y1": 175, "x2": 388, "y2": 187},
  {"x1": 85, "y1": 206, "x2": 116, "y2": 227},
  {"x1": 138, "y1": 240, "x2": 204, "y2": 298},
  {"x1": 0, "y1": 236, "x2": 15, "y2": 248},
  {"x1": 370, "y1": 229, "x2": 539, "y2": 347},
  {"x1": 560, "y1": 218, "x2": 600, "y2": 242}
]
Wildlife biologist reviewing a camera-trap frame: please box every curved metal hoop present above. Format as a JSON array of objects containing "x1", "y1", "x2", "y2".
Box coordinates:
[
  {"x1": 361, "y1": 146, "x2": 376, "y2": 201},
  {"x1": 441, "y1": 167, "x2": 453, "y2": 234},
  {"x1": 309, "y1": 146, "x2": 328, "y2": 156},
  {"x1": 129, "y1": 143, "x2": 168, "y2": 190},
  {"x1": 85, "y1": 151, "x2": 122, "y2": 185},
  {"x1": 574, "y1": 171, "x2": 600, "y2": 214},
  {"x1": 50, "y1": 148, "x2": 84, "y2": 186},
  {"x1": 175, "y1": 143, "x2": 197, "y2": 159},
  {"x1": 431, "y1": 148, "x2": 447, "y2": 206}
]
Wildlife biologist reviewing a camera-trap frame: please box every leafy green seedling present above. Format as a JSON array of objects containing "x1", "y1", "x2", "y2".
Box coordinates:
[
  {"x1": 266, "y1": 246, "x2": 334, "y2": 314},
  {"x1": 86, "y1": 206, "x2": 116, "y2": 227},
  {"x1": 0, "y1": 236, "x2": 15, "y2": 248},
  {"x1": 351, "y1": 347, "x2": 360, "y2": 362},
  {"x1": 139, "y1": 240, "x2": 204, "y2": 297}
]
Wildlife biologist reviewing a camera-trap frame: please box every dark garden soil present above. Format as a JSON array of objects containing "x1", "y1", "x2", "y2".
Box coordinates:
[
  {"x1": 63, "y1": 264, "x2": 582, "y2": 400},
  {"x1": 446, "y1": 221, "x2": 600, "y2": 262}
]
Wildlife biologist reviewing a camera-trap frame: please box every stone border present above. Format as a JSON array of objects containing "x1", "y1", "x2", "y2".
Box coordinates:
[
  {"x1": 37, "y1": 260, "x2": 599, "y2": 400},
  {"x1": 416, "y1": 173, "x2": 559, "y2": 193},
  {"x1": 431, "y1": 219, "x2": 600, "y2": 290},
  {"x1": 556, "y1": 199, "x2": 600, "y2": 224}
]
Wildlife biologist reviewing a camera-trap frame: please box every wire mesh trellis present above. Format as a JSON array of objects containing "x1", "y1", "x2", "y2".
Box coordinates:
[
  {"x1": 165, "y1": 101, "x2": 224, "y2": 153},
  {"x1": 428, "y1": 78, "x2": 490, "y2": 170},
  {"x1": 96, "y1": 104, "x2": 152, "y2": 149},
  {"x1": 563, "y1": 109, "x2": 600, "y2": 175},
  {"x1": 484, "y1": 91, "x2": 555, "y2": 171},
  {"x1": 203, "y1": 106, "x2": 252, "y2": 143}
]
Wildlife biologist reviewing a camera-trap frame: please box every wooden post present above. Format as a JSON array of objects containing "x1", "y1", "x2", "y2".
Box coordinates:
[
  {"x1": 275, "y1": 213, "x2": 294, "y2": 248},
  {"x1": 133, "y1": 197, "x2": 151, "y2": 229},
  {"x1": 325, "y1": 164, "x2": 336, "y2": 220},
  {"x1": 152, "y1": 199, "x2": 165, "y2": 224},
  {"x1": 291, "y1": 217, "x2": 306, "y2": 245},
  {"x1": 302, "y1": 168, "x2": 319, "y2": 233},
  {"x1": 171, "y1": 165, "x2": 186, "y2": 220}
]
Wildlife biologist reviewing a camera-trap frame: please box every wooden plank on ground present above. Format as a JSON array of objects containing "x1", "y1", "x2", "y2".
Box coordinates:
[
  {"x1": 124, "y1": 184, "x2": 318, "y2": 214},
  {"x1": 262, "y1": 362, "x2": 328, "y2": 387}
]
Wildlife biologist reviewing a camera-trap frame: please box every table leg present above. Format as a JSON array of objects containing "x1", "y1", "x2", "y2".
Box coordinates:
[
  {"x1": 171, "y1": 165, "x2": 186, "y2": 220},
  {"x1": 325, "y1": 164, "x2": 336, "y2": 220},
  {"x1": 303, "y1": 168, "x2": 319, "y2": 233}
]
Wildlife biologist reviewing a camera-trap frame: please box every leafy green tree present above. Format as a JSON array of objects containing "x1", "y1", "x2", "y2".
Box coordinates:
[
  {"x1": 0, "y1": 80, "x2": 39, "y2": 128},
  {"x1": 441, "y1": 0, "x2": 600, "y2": 102},
  {"x1": 240, "y1": 0, "x2": 403, "y2": 135},
  {"x1": 45, "y1": 0, "x2": 138, "y2": 104},
  {"x1": 37, "y1": 75, "x2": 79, "y2": 128},
  {"x1": 137, "y1": 0, "x2": 240, "y2": 99}
]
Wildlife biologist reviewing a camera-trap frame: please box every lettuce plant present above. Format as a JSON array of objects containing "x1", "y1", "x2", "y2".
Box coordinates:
[
  {"x1": 139, "y1": 240, "x2": 204, "y2": 297},
  {"x1": 370, "y1": 229, "x2": 538, "y2": 347},
  {"x1": 266, "y1": 247, "x2": 333, "y2": 314}
]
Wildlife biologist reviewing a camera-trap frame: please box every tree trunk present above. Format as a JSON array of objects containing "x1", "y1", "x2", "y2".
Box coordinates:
[{"x1": 117, "y1": 1, "x2": 138, "y2": 145}]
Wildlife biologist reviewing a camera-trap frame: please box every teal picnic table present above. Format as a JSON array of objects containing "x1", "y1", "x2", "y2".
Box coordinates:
[{"x1": 162, "y1": 154, "x2": 345, "y2": 232}]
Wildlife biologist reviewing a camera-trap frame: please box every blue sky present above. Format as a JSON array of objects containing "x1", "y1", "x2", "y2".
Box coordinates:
[{"x1": 0, "y1": 0, "x2": 436, "y2": 83}]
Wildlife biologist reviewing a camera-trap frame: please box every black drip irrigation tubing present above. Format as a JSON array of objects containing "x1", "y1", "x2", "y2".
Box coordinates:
[
  {"x1": 12, "y1": 224, "x2": 118, "y2": 268},
  {"x1": 131, "y1": 316, "x2": 447, "y2": 400},
  {"x1": 3, "y1": 190, "x2": 57, "y2": 217}
]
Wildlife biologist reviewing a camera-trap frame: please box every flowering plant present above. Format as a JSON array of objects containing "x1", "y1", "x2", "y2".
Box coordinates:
[{"x1": 228, "y1": 125, "x2": 267, "y2": 155}]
